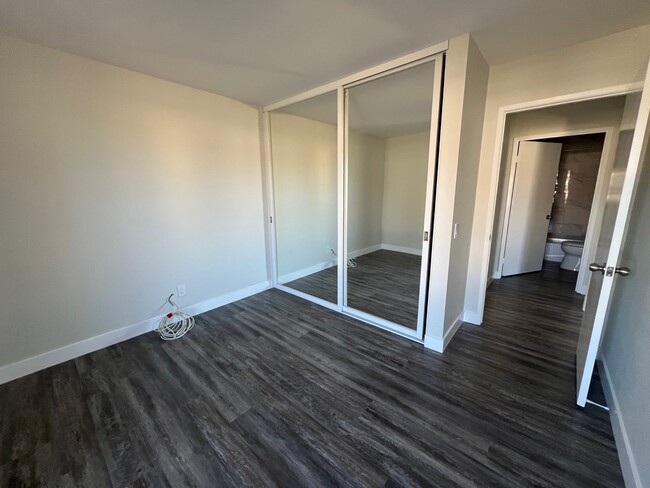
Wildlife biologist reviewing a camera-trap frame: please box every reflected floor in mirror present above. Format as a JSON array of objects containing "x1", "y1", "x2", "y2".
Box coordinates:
[{"x1": 285, "y1": 250, "x2": 420, "y2": 329}]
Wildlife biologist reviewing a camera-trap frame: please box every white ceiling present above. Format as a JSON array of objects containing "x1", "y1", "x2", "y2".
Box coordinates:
[
  {"x1": 274, "y1": 61, "x2": 435, "y2": 138},
  {"x1": 1, "y1": 1, "x2": 649, "y2": 106}
]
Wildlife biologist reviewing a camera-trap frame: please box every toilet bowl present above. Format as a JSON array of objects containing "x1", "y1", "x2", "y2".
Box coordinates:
[{"x1": 560, "y1": 240, "x2": 584, "y2": 271}]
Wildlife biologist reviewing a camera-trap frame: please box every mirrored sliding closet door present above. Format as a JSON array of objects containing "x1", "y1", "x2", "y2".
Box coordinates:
[
  {"x1": 269, "y1": 91, "x2": 339, "y2": 306},
  {"x1": 343, "y1": 57, "x2": 443, "y2": 337}
]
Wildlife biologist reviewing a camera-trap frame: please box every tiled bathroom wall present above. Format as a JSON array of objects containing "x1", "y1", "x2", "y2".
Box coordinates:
[{"x1": 541, "y1": 133, "x2": 605, "y2": 239}]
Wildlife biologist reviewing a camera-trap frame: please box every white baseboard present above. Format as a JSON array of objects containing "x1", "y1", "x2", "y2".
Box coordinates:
[
  {"x1": 599, "y1": 359, "x2": 642, "y2": 488},
  {"x1": 348, "y1": 244, "x2": 382, "y2": 259},
  {"x1": 462, "y1": 310, "x2": 482, "y2": 325},
  {"x1": 544, "y1": 254, "x2": 564, "y2": 262},
  {"x1": 278, "y1": 260, "x2": 336, "y2": 284},
  {"x1": 423, "y1": 334, "x2": 444, "y2": 352},
  {"x1": 381, "y1": 244, "x2": 422, "y2": 256},
  {"x1": 279, "y1": 244, "x2": 418, "y2": 285},
  {"x1": 424, "y1": 311, "x2": 464, "y2": 353},
  {"x1": 0, "y1": 280, "x2": 271, "y2": 386}
]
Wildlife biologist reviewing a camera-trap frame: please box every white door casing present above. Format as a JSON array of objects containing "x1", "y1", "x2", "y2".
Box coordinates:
[
  {"x1": 501, "y1": 141, "x2": 562, "y2": 277},
  {"x1": 576, "y1": 61, "x2": 650, "y2": 407}
]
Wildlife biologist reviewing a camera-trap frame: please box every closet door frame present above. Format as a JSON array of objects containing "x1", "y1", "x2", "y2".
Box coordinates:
[
  {"x1": 341, "y1": 53, "x2": 444, "y2": 341},
  {"x1": 262, "y1": 41, "x2": 448, "y2": 342}
]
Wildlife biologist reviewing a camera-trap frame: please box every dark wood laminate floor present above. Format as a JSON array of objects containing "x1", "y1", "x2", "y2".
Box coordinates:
[
  {"x1": 0, "y1": 263, "x2": 623, "y2": 487},
  {"x1": 286, "y1": 250, "x2": 421, "y2": 329}
]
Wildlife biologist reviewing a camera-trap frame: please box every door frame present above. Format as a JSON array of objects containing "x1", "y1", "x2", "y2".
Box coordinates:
[
  {"x1": 261, "y1": 42, "x2": 448, "y2": 342},
  {"x1": 473, "y1": 81, "x2": 645, "y2": 325},
  {"x1": 494, "y1": 127, "x2": 616, "y2": 297}
]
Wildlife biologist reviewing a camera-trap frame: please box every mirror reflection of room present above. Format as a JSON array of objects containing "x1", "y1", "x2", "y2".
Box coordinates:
[
  {"x1": 346, "y1": 61, "x2": 435, "y2": 330},
  {"x1": 270, "y1": 91, "x2": 338, "y2": 304}
]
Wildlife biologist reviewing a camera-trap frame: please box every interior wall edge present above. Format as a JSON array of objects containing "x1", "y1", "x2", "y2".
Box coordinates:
[
  {"x1": 423, "y1": 310, "x2": 463, "y2": 352},
  {"x1": 598, "y1": 358, "x2": 642, "y2": 488},
  {"x1": 462, "y1": 310, "x2": 482, "y2": 325},
  {"x1": 426, "y1": 33, "x2": 472, "y2": 342},
  {"x1": 0, "y1": 280, "x2": 272, "y2": 386}
]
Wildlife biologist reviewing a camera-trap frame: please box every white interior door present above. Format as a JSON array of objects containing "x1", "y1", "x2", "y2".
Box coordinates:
[
  {"x1": 576, "y1": 64, "x2": 650, "y2": 406},
  {"x1": 501, "y1": 141, "x2": 562, "y2": 276}
]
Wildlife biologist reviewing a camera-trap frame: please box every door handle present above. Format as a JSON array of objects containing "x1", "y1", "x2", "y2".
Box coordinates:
[
  {"x1": 589, "y1": 263, "x2": 606, "y2": 274},
  {"x1": 546, "y1": 214, "x2": 552, "y2": 220},
  {"x1": 589, "y1": 263, "x2": 631, "y2": 277},
  {"x1": 614, "y1": 267, "x2": 631, "y2": 276}
]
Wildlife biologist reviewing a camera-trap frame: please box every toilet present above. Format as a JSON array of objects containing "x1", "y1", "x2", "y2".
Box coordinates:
[{"x1": 560, "y1": 240, "x2": 584, "y2": 271}]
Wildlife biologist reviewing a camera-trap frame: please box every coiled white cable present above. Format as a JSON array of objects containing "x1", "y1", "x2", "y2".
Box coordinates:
[{"x1": 155, "y1": 294, "x2": 195, "y2": 341}]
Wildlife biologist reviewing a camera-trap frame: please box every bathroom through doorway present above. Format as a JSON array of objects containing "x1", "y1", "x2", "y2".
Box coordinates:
[
  {"x1": 499, "y1": 132, "x2": 607, "y2": 295},
  {"x1": 488, "y1": 95, "x2": 627, "y2": 297}
]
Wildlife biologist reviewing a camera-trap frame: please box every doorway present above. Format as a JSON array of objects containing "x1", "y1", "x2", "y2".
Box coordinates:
[
  {"x1": 483, "y1": 82, "x2": 649, "y2": 407},
  {"x1": 499, "y1": 132, "x2": 607, "y2": 296}
]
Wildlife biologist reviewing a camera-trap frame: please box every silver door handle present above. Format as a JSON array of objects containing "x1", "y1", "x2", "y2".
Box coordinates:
[
  {"x1": 589, "y1": 263, "x2": 631, "y2": 277},
  {"x1": 589, "y1": 263, "x2": 606, "y2": 274}
]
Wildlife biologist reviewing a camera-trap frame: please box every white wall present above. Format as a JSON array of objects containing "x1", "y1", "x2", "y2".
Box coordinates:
[
  {"x1": 489, "y1": 97, "x2": 626, "y2": 277},
  {"x1": 425, "y1": 33, "x2": 489, "y2": 349},
  {"x1": 464, "y1": 24, "x2": 650, "y2": 323},
  {"x1": 0, "y1": 35, "x2": 268, "y2": 372},
  {"x1": 600, "y1": 136, "x2": 650, "y2": 488},
  {"x1": 381, "y1": 132, "x2": 429, "y2": 251},
  {"x1": 347, "y1": 131, "x2": 386, "y2": 254},
  {"x1": 270, "y1": 112, "x2": 337, "y2": 279}
]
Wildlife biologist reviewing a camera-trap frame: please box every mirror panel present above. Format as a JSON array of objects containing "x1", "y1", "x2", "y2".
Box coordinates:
[
  {"x1": 345, "y1": 61, "x2": 436, "y2": 329},
  {"x1": 270, "y1": 91, "x2": 338, "y2": 304}
]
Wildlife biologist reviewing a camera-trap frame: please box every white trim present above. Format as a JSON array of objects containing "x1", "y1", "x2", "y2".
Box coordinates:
[
  {"x1": 444, "y1": 312, "x2": 464, "y2": 348},
  {"x1": 342, "y1": 87, "x2": 350, "y2": 308},
  {"x1": 462, "y1": 310, "x2": 482, "y2": 326},
  {"x1": 417, "y1": 53, "x2": 445, "y2": 340},
  {"x1": 599, "y1": 359, "x2": 642, "y2": 488},
  {"x1": 263, "y1": 41, "x2": 448, "y2": 112},
  {"x1": 337, "y1": 86, "x2": 345, "y2": 311},
  {"x1": 544, "y1": 253, "x2": 564, "y2": 263},
  {"x1": 423, "y1": 334, "x2": 443, "y2": 352},
  {"x1": 277, "y1": 260, "x2": 336, "y2": 284},
  {"x1": 274, "y1": 284, "x2": 338, "y2": 311},
  {"x1": 261, "y1": 111, "x2": 278, "y2": 286},
  {"x1": 348, "y1": 244, "x2": 382, "y2": 259},
  {"x1": 424, "y1": 311, "x2": 464, "y2": 352},
  {"x1": 342, "y1": 306, "x2": 422, "y2": 342},
  {"x1": 494, "y1": 126, "x2": 615, "y2": 286},
  {"x1": 0, "y1": 281, "x2": 271, "y2": 385},
  {"x1": 474, "y1": 82, "x2": 645, "y2": 325},
  {"x1": 381, "y1": 244, "x2": 422, "y2": 256}
]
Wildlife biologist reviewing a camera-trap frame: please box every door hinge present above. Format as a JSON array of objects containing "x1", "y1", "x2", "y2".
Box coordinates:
[
  {"x1": 423, "y1": 231, "x2": 429, "y2": 242},
  {"x1": 269, "y1": 216, "x2": 273, "y2": 224}
]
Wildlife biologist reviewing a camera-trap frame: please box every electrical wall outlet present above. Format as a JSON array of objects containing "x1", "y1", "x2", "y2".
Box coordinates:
[{"x1": 176, "y1": 284, "x2": 187, "y2": 297}]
